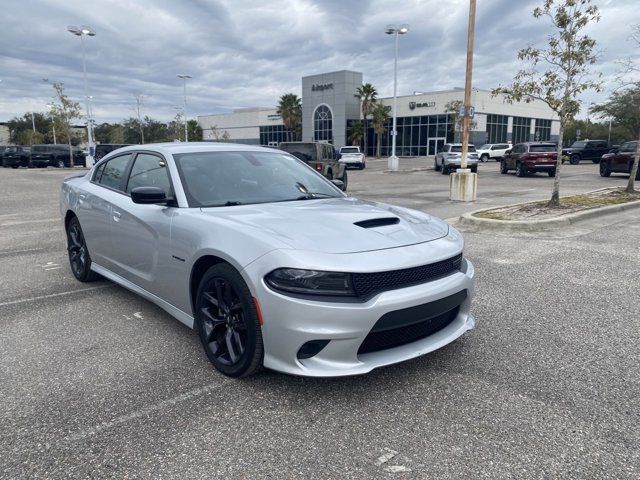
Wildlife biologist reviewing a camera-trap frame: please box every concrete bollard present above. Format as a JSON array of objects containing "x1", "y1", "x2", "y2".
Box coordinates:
[{"x1": 449, "y1": 169, "x2": 477, "y2": 201}]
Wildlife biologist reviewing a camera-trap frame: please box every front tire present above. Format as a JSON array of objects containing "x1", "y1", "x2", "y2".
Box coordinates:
[
  {"x1": 516, "y1": 162, "x2": 526, "y2": 177},
  {"x1": 441, "y1": 163, "x2": 449, "y2": 175},
  {"x1": 66, "y1": 216, "x2": 100, "y2": 282},
  {"x1": 500, "y1": 160, "x2": 508, "y2": 174},
  {"x1": 599, "y1": 161, "x2": 611, "y2": 177},
  {"x1": 569, "y1": 154, "x2": 580, "y2": 165},
  {"x1": 480, "y1": 154, "x2": 489, "y2": 162},
  {"x1": 434, "y1": 158, "x2": 441, "y2": 171},
  {"x1": 195, "y1": 264, "x2": 264, "y2": 377},
  {"x1": 56, "y1": 159, "x2": 65, "y2": 168}
]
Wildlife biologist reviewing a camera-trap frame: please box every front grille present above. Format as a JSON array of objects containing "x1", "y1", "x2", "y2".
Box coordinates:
[
  {"x1": 358, "y1": 291, "x2": 466, "y2": 355},
  {"x1": 352, "y1": 253, "x2": 462, "y2": 299}
]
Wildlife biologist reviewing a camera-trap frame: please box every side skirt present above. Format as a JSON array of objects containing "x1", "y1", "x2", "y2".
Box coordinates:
[{"x1": 91, "y1": 263, "x2": 194, "y2": 329}]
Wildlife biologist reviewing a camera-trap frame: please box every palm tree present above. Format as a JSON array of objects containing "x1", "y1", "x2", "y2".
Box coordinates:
[
  {"x1": 276, "y1": 93, "x2": 302, "y2": 141},
  {"x1": 371, "y1": 104, "x2": 391, "y2": 158},
  {"x1": 354, "y1": 83, "x2": 378, "y2": 155},
  {"x1": 347, "y1": 120, "x2": 364, "y2": 146}
]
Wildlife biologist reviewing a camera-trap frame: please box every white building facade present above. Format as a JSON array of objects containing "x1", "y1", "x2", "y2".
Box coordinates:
[{"x1": 198, "y1": 70, "x2": 559, "y2": 156}]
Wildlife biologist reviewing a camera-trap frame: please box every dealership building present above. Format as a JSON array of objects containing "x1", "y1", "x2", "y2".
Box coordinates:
[{"x1": 197, "y1": 70, "x2": 560, "y2": 156}]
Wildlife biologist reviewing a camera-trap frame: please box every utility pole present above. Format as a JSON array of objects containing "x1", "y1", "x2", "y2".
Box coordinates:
[
  {"x1": 450, "y1": 0, "x2": 478, "y2": 202},
  {"x1": 134, "y1": 94, "x2": 145, "y2": 144}
]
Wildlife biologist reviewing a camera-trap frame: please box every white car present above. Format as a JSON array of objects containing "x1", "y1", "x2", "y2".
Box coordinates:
[
  {"x1": 339, "y1": 146, "x2": 366, "y2": 169},
  {"x1": 60, "y1": 143, "x2": 476, "y2": 378},
  {"x1": 476, "y1": 143, "x2": 512, "y2": 162},
  {"x1": 434, "y1": 144, "x2": 479, "y2": 174}
]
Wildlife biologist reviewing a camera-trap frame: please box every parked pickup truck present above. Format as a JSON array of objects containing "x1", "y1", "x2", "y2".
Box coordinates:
[
  {"x1": 501, "y1": 142, "x2": 557, "y2": 177},
  {"x1": 562, "y1": 140, "x2": 611, "y2": 164},
  {"x1": 278, "y1": 141, "x2": 348, "y2": 190},
  {"x1": 338, "y1": 146, "x2": 365, "y2": 169},
  {"x1": 599, "y1": 141, "x2": 640, "y2": 179}
]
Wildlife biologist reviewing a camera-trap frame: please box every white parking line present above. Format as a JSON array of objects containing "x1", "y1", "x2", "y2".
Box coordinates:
[{"x1": 0, "y1": 285, "x2": 114, "y2": 308}]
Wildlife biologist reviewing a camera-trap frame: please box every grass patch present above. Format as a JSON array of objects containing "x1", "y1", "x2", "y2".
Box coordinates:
[{"x1": 473, "y1": 188, "x2": 640, "y2": 221}]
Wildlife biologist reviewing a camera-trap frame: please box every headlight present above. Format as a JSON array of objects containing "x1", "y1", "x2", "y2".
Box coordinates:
[{"x1": 265, "y1": 268, "x2": 355, "y2": 296}]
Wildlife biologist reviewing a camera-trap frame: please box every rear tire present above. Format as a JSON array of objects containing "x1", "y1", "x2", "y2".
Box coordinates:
[
  {"x1": 66, "y1": 216, "x2": 100, "y2": 282},
  {"x1": 195, "y1": 263, "x2": 264, "y2": 378},
  {"x1": 326, "y1": 169, "x2": 333, "y2": 180},
  {"x1": 441, "y1": 164, "x2": 449, "y2": 175},
  {"x1": 516, "y1": 162, "x2": 526, "y2": 177},
  {"x1": 56, "y1": 159, "x2": 65, "y2": 168},
  {"x1": 548, "y1": 170, "x2": 556, "y2": 177},
  {"x1": 340, "y1": 169, "x2": 348, "y2": 191},
  {"x1": 599, "y1": 161, "x2": 611, "y2": 177}
]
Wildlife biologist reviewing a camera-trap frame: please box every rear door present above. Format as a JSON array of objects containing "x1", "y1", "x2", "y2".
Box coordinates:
[
  {"x1": 107, "y1": 151, "x2": 177, "y2": 296},
  {"x1": 77, "y1": 153, "x2": 133, "y2": 270}
]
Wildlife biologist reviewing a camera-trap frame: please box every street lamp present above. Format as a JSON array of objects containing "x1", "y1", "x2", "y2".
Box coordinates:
[
  {"x1": 177, "y1": 74, "x2": 192, "y2": 142},
  {"x1": 384, "y1": 24, "x2": 409, "y2": 171},
  {"x1": 67, "y1": 25, "x2": 96, "y2": 166}
]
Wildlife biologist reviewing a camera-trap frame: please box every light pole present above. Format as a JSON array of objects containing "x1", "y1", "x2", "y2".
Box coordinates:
[
  {"x1": 177, "y1": 74, "x2": 191, "y2": 142},
  {"x1": 67, "y1": 25, "x2": 96, "y2": 166},
  {"x1": 384, "y1": 24, "x2": 409, "y2": 171},
  {"x1": 46, "y1": 103, "x2": 57, "y2": 144}
]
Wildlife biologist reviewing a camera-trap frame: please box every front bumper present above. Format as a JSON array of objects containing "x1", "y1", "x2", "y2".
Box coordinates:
[{"x1": 242, "y1": 241, "x2": 476, "y2": 377}]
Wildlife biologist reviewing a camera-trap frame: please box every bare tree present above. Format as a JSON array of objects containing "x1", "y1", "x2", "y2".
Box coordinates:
[{"x1": 493, "y1": 0, "x2": 602, "y2": 207}]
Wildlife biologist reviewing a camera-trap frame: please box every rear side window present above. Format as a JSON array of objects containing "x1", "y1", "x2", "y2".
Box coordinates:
[
  {"x1": 93, "y1": 162, "x2": 106, "y2": 182},
  {"x1": 126, "y1": 153, "x2": 173, "y2": 197},
  {"x1": 98, "y1": 154, "x2": 132, "y2": 191}
]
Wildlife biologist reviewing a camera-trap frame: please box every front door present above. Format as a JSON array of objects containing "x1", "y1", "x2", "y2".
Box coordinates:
[
  {"x1": 428, "y1": 138, "x2": 446, "y2": 156},
  {"x1": 108, "y1": 152, "x2": 177, "y2": 296}
]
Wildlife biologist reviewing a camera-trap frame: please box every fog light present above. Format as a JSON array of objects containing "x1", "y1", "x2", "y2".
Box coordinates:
[{"x1": 297, "y1": 340, "x2": 330, "y2": 359}]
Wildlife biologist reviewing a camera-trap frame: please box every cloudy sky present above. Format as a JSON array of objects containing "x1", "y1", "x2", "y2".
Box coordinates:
[{"x1": 1, "y1": 0, "x2": 638, "y2": 124}]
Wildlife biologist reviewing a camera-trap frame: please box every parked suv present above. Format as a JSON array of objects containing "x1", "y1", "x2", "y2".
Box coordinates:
[
  {"x1": 476, "y1": 143, "x2": 512, "y2": 162},
  {"x1": 278, "y1": 142, "x2": 348, "y2": 190},
  {"x1": 338, "y1": 146, "x2": 365, "y2": 169},
  {"x1": 95, "y1": 143, "x2": 132, "y2": 161},
  {"x1": 562, "y1": 140, "x2": 610, "y2": 164},
  {"x1": 501, "y1": 142, "x2": 557, "y2": 177},
  {"x1": 434, "y1": 143, "x2": 479, "y2": 174},
  {"x1": 599, "y1": 141, "x2": 640, "y2": 179},
  {"x1": 30, "y1": 144, "x2": 86, "y2": 168},
  {"x1": 2, "y1": 146, "x2": 31, "y2": 168}
]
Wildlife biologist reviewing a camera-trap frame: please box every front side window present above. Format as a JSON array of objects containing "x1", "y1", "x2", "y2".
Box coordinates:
[
  {"x1": 126, "y1": 153, "x2": 172, "y2": 197},
  {"x1": 173, "y1": 151, "x2": 343, "y2": 208},
  {"x1": 571, "y1": 141, "x2": 587, "y2": 148},
  {"x1": 98, "y1": 154, "x2": 132, "y2": 191}
]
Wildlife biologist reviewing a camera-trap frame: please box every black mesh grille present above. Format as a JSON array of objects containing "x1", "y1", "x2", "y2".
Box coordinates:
[
  {"x1": 358, "y1": 306, "x2": 460, "y2": 355},
  {"x1": 352, "y1": 254, "x2": 462, "y2": 299}
]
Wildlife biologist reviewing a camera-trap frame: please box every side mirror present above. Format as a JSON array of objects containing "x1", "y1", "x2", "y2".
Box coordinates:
[
  {"x1": 131, "y1": 186, "x2": 168, "y2": 204},
  {"x1": 331, "y1": 179, "x2": 345, "y2": 190}
]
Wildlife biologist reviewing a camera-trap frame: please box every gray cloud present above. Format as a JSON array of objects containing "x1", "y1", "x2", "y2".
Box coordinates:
[{"x1": 0, "y1": 0, "x2": 638, "y2": 123}]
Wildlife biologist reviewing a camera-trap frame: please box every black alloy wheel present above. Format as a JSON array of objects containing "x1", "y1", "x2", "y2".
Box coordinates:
[
  {"x1": 516, "y1": 162, "x2": 526, "y2": 177},
  {"x1": 66, "y1": 217, "x2": 100, "y2": 282},
  {"x1": 599, "y1": 161, "x2": 611, "y2": 177},
  {"x1": 195, "y1": 264, "x2": 263, "y2": 377},
  {"x1": 569, "y1": 154, "x2": 580, "y2": 165},
  {"x1": 500, "y1": 160, "x2": 508, "y2": 174}
]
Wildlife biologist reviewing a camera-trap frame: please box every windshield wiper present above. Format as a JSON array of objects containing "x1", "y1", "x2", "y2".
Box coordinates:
[{"x1": 295, "y1": 193, "x2": 336, "y2": 200}]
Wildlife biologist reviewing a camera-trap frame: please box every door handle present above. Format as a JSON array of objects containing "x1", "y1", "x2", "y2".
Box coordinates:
[{"x1": 112, "y1": 210, "x2": 122, "y2": 222}]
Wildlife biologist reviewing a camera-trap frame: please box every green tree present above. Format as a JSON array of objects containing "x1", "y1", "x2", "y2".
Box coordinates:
[
  {"x1": 354, "y1": 83, "x2": 377, "y2": 155},
  {"x1": 168, "y1": 113, "x2": 184, "y2": 141},
  {"x1": 276, "y1": 93, "x2": 302, "y2": 141},
  {"x1": 187, "y1": 119, "x2": 203, "y2": 141},
  {"x1": 7, "y1": 113, "x2": 50, "y2": 145},
  {"x1": 50, "y1": 83, "x2": 83, "y2": 167},
  {"x1": 371, "y1": 104, "x2": 391, "y2": 158},
  {"x1": 347, "y1": 120, "x2": 364, "y2": 147},
  {"x1": 493, "y1": 0, "x2": 602, "y2": 207}
]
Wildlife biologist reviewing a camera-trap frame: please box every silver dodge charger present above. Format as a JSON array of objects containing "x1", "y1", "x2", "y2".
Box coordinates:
[{"x1": 60, "y1": 143, "x2": 476, "y2": 377}]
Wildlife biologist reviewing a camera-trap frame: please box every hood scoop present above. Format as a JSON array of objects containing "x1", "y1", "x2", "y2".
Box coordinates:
[{"x1": 354, "y1": 217, "x2": 400, "y2": 229}]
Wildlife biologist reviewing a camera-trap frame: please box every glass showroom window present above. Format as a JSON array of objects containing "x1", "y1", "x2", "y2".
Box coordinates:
[
  {"x1": 512, "y1": 116, "x2": 532, "y2": 145},
  {"x1": 534, "y1": 119, "x2": 551, "y2": 141},
  {"x1": 486, "y1": 114, "x2": 508, "y2": 144},
  {"x1": 314, "y1": 105, "x2": 333, "y2": 143}
]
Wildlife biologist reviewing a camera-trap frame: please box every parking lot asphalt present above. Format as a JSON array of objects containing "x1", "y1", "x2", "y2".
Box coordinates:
[{"x1": 1, "y1": 163, "x2": 638, "y2": 479}]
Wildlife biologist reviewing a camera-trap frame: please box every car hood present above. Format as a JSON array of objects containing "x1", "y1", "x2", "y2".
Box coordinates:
[{"x1": 199, "y1": 197, "x2": 449, "y2": 254}]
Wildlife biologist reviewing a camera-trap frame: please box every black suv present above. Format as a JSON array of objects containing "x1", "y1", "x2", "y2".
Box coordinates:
[
  {"x1": 2, "y1": 146, "x2": 32, "y2": 168},
  {"x1": 95, "y1": 143, "x2": 132, "y2": 161},
  {"x1": 562, "y1": 140, "x2": 611, "y2": 164},
  {"x1": 31, "y1": 144, "x2": 86, "y2": 168}
]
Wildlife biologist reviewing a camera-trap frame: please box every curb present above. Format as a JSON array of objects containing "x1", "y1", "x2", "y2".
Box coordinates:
[{"x1": 458, "y1": 198, "x2": 640, "y2": 232}]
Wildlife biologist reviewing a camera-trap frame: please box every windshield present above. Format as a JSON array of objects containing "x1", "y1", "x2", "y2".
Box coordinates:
[
  {"x1": 530, "y1": 145, "x2": 556, "y2": 152},
  {"x1": 450, "y1": 145, "x2": 476, "y2": 153},
  {"x1": 173, "y1": 151, "x2": 343, "y2": 208},
  {"x1": 278, "y1": 143, "x2": 317, "y2": 163},
  {"x1": 341, "y1": 147, "x2": 359, "y2": 154},
  {"x1": 570, "y1": 141, "x2": 586, "y2": 148},
  {"x1": 479, "y1": 144, "x2": 490, "y2": 150}
]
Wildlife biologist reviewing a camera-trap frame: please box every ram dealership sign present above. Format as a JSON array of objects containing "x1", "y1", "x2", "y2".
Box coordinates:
[{"x1": 409, "y1": 101, "x2": 436, "y2": 110}]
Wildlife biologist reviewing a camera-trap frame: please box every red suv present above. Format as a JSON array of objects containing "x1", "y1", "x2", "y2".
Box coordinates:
[
  {"x1": 501, "y1": 142, "x2": 557, "y2": 177},
  {"x1": 599, "y1": 141, "x2": 640, "y2": 179}
]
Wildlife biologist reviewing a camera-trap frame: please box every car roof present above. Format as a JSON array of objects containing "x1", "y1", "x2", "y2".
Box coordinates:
[{"x1": 102, "y1": 142, "x2": 278, "y2": 157}]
